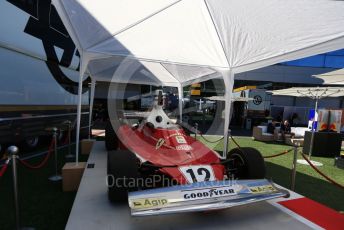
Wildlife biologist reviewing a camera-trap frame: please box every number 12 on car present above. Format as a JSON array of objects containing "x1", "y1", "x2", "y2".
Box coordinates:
[{"x1": 179, "y1": 165, "x2": 216, "y2": 183}]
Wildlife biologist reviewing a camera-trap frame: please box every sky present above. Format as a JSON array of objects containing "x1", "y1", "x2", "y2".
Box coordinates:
[{"x1": 281, "y1": 49, "x2": 344, "y2": 68}]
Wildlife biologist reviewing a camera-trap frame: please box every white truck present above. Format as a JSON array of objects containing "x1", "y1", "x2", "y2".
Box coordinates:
[
  {"x1": 0, "y1": 0, "x2": 89, "y2": 154},
  {"x1": 231, "y1": 86, "x2": 272, "y2": 128}
]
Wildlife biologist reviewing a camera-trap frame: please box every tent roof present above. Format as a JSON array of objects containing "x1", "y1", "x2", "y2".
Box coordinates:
[
  {"x1": 86, "y1": 56, "x2": 221, "y2": 87},
  {"x1": 312, "y1": 68, "x2": 344, "y2": 85},
  {"x1": 53, "y1": 0, "x2": 344, "y2": 86},
  {"x1": 270, "y1": 87, "x2": 344, "y2": 99},
  {"x1": 206, "y1": 96, "x2": 253, "y2": 102}
]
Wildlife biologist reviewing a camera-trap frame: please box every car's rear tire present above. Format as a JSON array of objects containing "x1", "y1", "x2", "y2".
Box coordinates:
[
  {"x1": 227, "y1": 147, "x2": 266, "y2": 179},
  {"x1": 105, "y1": 121, "x2": 119, "y2": 151},
  {"x1": 107, "y1": 150, "x2": 140, "y2": 203}
]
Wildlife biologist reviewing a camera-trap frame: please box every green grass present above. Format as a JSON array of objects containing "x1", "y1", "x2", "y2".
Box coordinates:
[
  {"x1": 198, "y1": 136, "x2": 344, "y2": 212},
  {"x1": 0, "y1": 144, "x2": 89, "y2": 230}
]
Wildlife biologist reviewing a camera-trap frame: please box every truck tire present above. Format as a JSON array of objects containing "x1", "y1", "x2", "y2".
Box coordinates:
[
  {"x1": 105, "y1": 121, "x2": 119, "y2": 151},
  {"x1": 107, "y1": 150, "x2": 140, "y2": 203},
  {"x1": 25, "y1": 136, "x2": 39, "y2": 149},
  {"x1": 0, "y1": 144, "x2": 4, "y2": 160},
  {"x1": 227, "y1": 147, "x2": 266, "y2": 179}
]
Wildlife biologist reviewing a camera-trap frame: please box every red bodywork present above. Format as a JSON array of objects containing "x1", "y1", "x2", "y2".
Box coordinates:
[{"x1": 117, "y1": 124, "x2": 225, "y2": 184}]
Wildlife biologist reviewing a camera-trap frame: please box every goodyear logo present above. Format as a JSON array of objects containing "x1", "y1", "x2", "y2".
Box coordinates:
[
  {"x1": 131, "y1": 198, "x2": 169, "y2": 210},
  {"x1": 249, "y1": 185, "x2": 277, "y2": 194},
  {"x1": 183, "y1": 187, "x2": 236, "y2": 200}
]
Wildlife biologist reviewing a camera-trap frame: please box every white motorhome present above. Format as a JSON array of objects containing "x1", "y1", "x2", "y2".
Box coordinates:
[{"x1": 0, "y1": 0, "x2": 89, "y2": 153}]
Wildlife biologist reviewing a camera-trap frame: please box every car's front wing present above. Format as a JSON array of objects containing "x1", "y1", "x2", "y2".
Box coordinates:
[{"x1": 128, "y1": 179, "x2": 289, "y2": 216}]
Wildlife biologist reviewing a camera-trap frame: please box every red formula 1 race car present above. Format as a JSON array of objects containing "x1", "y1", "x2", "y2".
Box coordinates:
[{"x1": 105, "y1": 91, "x2": 288, "y2": 216}]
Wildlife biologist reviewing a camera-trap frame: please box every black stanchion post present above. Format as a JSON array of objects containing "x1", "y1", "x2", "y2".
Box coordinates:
[
  {"x1": 8, "y1": 146, "x2": 35, "y2": 230},
  {"x1": 194, "y1": 123, "x2": 198, "y2": 139},
  {"x1": 227, "y1": 129, "x2": 232, "y2": 151},
  {"x1": 8, "y1": 146, "x2": 20, "y2": 230},
  {"x1": 64, "y1": 121, "x2": 74, "y2": 159},
  {"x1": 290, "y1": 142, "x2": 299, "y2": 191},
  {"x1": 202, "y1": 109, "x2": 206, "y2": 130},
  {"x1": 49, "y1": 127, "x2": 62, "y2": 182}
]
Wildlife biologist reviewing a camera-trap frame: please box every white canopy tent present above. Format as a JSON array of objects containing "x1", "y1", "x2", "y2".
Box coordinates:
[
  {"x1": 269, "y1": 87, "x2": 344, "y2": 98},
  {"x1": 313, "y1": 68, "x2": 344, "y2": 85},
  {"x1": 270, "y1": 87, "x2": 344, "y2": 165},
  {"x1": 52, "y1": 0, "x2": 344, "y2": 163},
  {"x1": 86, "y1": 56, "x2": 221, "y2": 125}
]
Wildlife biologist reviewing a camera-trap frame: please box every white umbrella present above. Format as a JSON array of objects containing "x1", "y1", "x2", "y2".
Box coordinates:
[
  {"x1": 270, "y1": 87, "x2": 344, "y2": 165},
  {"x1": 52, "y1": 0, "x2": 344, "y2": 164},
  {"x1": 312, "y1": 68, "x2": 344, "y2": 85}
]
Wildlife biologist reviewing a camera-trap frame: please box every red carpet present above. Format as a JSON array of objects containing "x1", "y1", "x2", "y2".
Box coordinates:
[{"x1": 278, "y1": 197, "x2": 344, "y2": 230}]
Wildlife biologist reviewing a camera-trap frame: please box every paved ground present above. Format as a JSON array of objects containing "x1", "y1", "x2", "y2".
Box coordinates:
[{"x1": 66, "y1": 141, "x2": 318, "y2": 230}]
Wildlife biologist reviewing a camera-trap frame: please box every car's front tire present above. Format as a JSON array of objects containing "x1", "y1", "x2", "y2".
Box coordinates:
[
  {"x1": 227, "y1": 147, "x2": 266, "y2": 179},
  {"x1": 105, "y1": 120, "x2": 119, "y2": 151},
  {"x1": 107, "y1": 150, "x2": 140, "y2": 203}
]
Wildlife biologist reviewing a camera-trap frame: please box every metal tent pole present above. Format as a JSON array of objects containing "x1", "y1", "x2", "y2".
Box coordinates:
[
  {"x1": 308, "y1": 97, "x2": 318, "y2": 160},
  {"x1": 223, "y1": 70, "x2": 234, "y2": 159},
  {"x1": 75, "y1": 61, "x2": 85, "y2": 165},
  {"x1": 178, "y1": 84, "x2": 183, "y2": 121},
  {"x1": 88, "y1": 78, "x2": 96, "y2": 139}
]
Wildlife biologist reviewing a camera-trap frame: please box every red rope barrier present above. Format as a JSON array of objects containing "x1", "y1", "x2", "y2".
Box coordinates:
[
  {"x1": 301, "y1": 153, "x2": 344, "y2": 190},
  {"x1": 0, "y1": 159, "x2": 10, "y2": 177},
  {"x1": 19, "y1": 139, "x2": 55, "y2": 169},
  {"x1": 263, "y1": 149, "x2": 294, "y2": 159},
  {"x1": 230, "y1": 134, "x2": 343, "y2": 190},
  {"x1": 230, "y1": 135, "x2": 241, "y2": 148},
  {"x1": 200, "y1": 133, "x2": 224, "y2": 143},
  {"x1": 230, "y1": 135, "x2": 293, "y2": 159}
]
